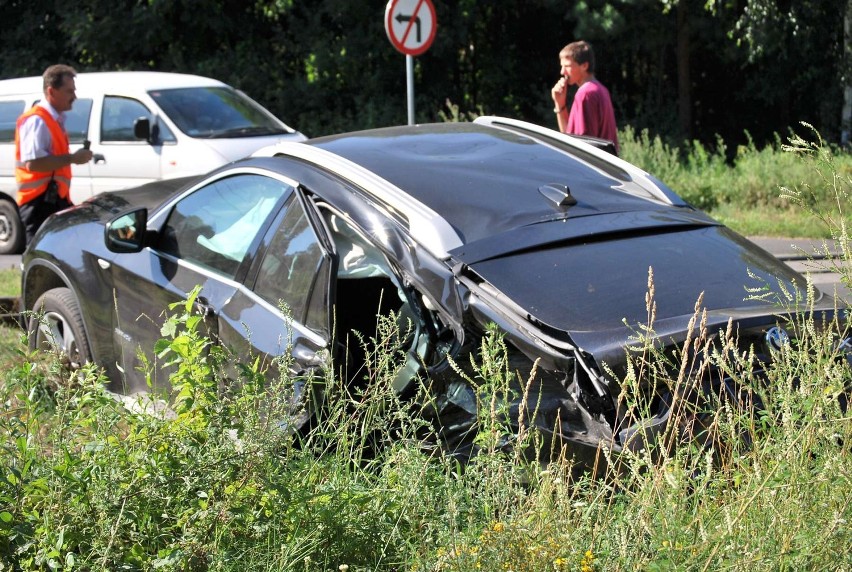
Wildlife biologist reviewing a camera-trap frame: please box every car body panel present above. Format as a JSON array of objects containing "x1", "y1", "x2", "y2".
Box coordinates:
[
  {"x1": 307, "y1": 122, "x2": 689, "y2": 250},
  {"x1": 22, "y1": 117, "x2": 849, "y2": 467},
  {"x1": 465, "y1": 224, "x2": 808, "y2": 336}
]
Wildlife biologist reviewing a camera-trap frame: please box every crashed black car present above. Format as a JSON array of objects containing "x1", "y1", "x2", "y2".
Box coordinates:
[{"x1": 21, "y1": 116, "x2": 849, "y2": 467}]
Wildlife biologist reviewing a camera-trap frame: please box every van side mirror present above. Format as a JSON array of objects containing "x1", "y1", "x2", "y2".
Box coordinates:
[
  {"x1": 133, "y1": 117, "x2": 151, "y2": 142},
  {"x1": 105, "y1": 208, "x2": 148, "y2": 253}
]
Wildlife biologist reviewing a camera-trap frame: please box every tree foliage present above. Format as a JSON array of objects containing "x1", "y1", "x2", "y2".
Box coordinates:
[{"x1": 0, "y1": 0, "x2": 845, "y2": 148}]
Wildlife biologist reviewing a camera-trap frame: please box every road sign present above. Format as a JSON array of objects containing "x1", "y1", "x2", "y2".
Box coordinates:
[{"x1": 385, "y1": 0, "x2": 437, "y2": 57}]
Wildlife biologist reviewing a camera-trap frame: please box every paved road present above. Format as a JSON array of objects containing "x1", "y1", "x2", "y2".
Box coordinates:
[
  {"x1": 748, "y1": 237, "x2": 850, "y2": 302},
  {"x1": 1, "y1": 236, "x2": 848, "y2": 301},
  {"x1": 0, "y1": 255, "x2": 19, "y2": 271}
]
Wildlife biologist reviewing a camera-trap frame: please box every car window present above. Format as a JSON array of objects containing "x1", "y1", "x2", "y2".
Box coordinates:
[
  {"x1": 149, "y1": 87, "x2": 288, "y2": 138},
  {"x1": 101, "y1": 96, "x2": 151, "y2": 142},
  {"x1": 0, "y1": 100, "x2": 25, "y2": 143},
  {"x1": 101, "y1": 96, "x2": 175, "y2": 143},
  {"x1": 64, "y1": 98, "x2": 92, "y2": 143},
  {"x1": 0, "y1": 98, "x2": 92, "y2": 144},
  {"x1": 253, "y1": 196, "x2": 328, "y2": 332},
  {"x1": 159, "y1": 173, "x2": 290, "y2": 278}
]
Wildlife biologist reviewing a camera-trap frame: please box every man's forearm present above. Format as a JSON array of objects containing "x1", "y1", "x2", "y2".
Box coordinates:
[{"x1": 25, "y1": 154, "x2": 75, "y2": 172}]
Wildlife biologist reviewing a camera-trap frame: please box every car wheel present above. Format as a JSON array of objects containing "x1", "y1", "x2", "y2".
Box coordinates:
[
  {"x1": 28, "y1": 287, "x2": 92, "y2": 369},
  {"x1": 0, "y1": 200, "x2": 23, "y2": 255}
]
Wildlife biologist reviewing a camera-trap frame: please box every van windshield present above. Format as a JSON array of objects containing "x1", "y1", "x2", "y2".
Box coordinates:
[{"x1": 149, "y1": 87, "x2": 291, "y2": 139}]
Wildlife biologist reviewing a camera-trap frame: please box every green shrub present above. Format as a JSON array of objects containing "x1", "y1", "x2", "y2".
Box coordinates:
[
  {"x1": 619, "y1": 124, "x2": 852, "y2": 237},
  {"x1": 618, "y1": 126, "x2": 728, "y2": 210}
]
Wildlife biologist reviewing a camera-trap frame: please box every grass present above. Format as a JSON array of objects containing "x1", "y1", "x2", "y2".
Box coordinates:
[
  {"x1": 1, "y1": 277, "x2": 850, "y2": 570},
  {"x1": 0, "y1": 265, "x2": 19, "y2": 298},
  {"x1": 0, "y1": 321, "x2": 23, "y2": 364},
  {"x1": 0, "y1": 266, "x2": 21, "y2": 364},
  {"x1": 710, "y1": 203, "x2": 830, "y2": 238}
]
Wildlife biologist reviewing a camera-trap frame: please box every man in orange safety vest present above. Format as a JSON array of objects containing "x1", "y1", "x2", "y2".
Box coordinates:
[{"x1": 15, "y1": 64, "x2": 93, "y2": 245}]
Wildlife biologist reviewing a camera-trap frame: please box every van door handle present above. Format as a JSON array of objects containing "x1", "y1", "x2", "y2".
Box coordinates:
[{"x1": 93, "y1": 154, "x2": 106, "y2": 164}]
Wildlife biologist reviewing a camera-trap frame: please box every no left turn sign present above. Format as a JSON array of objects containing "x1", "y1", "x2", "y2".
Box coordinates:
[{"x1": 385, "y1": 0, "x2": 437, "y2": 56}]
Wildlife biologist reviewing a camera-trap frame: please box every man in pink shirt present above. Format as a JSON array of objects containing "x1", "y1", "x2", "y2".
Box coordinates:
[{"x1": 550, "y1": 41, "x2": 619, "y2": 153}]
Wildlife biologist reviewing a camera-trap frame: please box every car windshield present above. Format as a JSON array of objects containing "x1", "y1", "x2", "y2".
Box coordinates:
[{"x1": 149, "y1": 86, "x2": 290, "y2": 138}]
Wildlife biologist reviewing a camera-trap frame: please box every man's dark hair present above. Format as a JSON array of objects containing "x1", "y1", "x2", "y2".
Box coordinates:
[
  {"x1": 560, "y1": 41, "x2": 596, "y2": 74},
  {"x1": 42, "y1": 64, "x2": 77, "y2": 91}
]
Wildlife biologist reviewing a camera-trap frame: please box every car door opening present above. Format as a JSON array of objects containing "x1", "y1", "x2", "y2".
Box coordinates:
[{"x1": 324, "y1": 210, "x2": 427, "y2": 393}]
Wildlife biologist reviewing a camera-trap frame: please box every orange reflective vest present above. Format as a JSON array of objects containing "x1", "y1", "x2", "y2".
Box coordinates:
[{"x1": 15, "y1": 106, "x2": 72, "y2": 206}]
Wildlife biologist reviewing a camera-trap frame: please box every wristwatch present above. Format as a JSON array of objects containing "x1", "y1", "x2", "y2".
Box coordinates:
[{"x1": 553, "y1": 105, "x2": 566, "y2": 113}]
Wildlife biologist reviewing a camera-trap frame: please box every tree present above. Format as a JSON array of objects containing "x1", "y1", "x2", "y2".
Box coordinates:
[
  {"x1": 717, "y1": 0, "x2": 847, "y2": 144},
  {"x1": 0, "y1": 0, "x2": 67, "y2": 78},
  {"x1": 1, "y1": 0, "x2": 845, "y2": 148}
]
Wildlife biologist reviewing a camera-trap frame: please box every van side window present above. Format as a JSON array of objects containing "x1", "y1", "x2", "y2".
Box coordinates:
[
  {"x1": 101, "y1": 96, "x2": 175, "y2": 144},
  {"x1": 0, "y1": 100, "x2": 25, "y2": 143},
  {"x1": 101, "y1": 97, "x2": 150, "y2": 142},
  {"x1": 64, "y1": 98, "x2": 93, "y2": 143},
  {"x1": 1, "y1": 99, "x2": 92, "y2": 144}
]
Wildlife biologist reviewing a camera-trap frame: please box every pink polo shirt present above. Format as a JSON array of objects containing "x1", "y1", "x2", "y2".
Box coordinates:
[{"x1": 566, "y1": 79, "x2": 618, "y2": 151}]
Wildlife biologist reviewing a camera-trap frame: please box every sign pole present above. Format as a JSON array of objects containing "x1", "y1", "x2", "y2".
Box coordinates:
[
  {"x1": 385, "y1": 0, "x2": 437, "y2": 126},
  {"x1": 406, "y1": 54, "x2": 414, "y2": 125}
]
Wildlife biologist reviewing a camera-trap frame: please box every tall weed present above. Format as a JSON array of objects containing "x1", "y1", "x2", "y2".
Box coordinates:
[
  {"x1": 780, "y1": 124, "x2": 852, "y2": 291},
  {"x1": 2, "y1": 284, "x2": 850, "y2": 570}
]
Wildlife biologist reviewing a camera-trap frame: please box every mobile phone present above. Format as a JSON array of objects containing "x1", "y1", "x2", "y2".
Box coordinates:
[
  {"x1": 83, "y1": 139, "x2": 91, "y2": 150},
  {"x1": 44, "y1": 179, "x2": 58, "y2": 205}
]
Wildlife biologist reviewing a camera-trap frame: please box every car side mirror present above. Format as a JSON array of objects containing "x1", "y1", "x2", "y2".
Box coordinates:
[
  {"x1": 133, "y1": 117, "x2": 151, "y2": 142},
  {"x1": 105, "y1": 208, "x2": 148, "y2": 253}
]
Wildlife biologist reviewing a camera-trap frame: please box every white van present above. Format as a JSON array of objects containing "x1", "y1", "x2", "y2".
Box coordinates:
[{"x1": 0, "y1": 71, "x2": 307, "y2": 253}]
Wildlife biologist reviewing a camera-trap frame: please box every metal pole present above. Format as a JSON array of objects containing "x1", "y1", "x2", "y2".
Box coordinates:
[{"x1": 406, "y1": 54, "x2": 414, "y2": 125}]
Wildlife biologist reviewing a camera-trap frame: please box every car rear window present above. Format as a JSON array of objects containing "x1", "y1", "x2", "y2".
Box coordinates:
[{"x1": 468, "y1": 226, "x2": 805, "y2": 334}]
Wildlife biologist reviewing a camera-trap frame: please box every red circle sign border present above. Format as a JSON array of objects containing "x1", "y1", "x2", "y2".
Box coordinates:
[{"x1": 385, "y1": 0, "x2": 437, "y2": 57}]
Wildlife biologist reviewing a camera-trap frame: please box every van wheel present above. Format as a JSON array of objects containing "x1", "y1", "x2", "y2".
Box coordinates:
[
  {"x1": 28, "y1": 288, "x2": 92, "y2": 369},
  {"x1": 0, "y1": 200, "x2": 24, "y2": 254}
]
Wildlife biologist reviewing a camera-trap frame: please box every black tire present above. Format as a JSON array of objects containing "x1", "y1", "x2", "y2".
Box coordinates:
[
  {"x1": 0, "y1": 199, "x2": 24, "y2": 255},
  {"x1": 28, "y1": 287, "x2": 92, "y2": 369}
]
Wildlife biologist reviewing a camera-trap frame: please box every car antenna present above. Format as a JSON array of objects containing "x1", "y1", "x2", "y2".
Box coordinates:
[{"x1": 538, "y1": 183, "x2": 577, "y2": 207}]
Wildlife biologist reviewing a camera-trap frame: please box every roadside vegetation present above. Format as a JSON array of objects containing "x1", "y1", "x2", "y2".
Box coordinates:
[
  {"x1": 619, "y1": 123, "x2": 852, "y2": 237},
  {"x1": 0, "y1": 132, "x2": 850, "y2": 571}
]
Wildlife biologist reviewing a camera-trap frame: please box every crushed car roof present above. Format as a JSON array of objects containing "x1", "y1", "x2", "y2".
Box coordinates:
[{"x1": 306, "y1": 119, "x2": 701, "y2": 256}]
